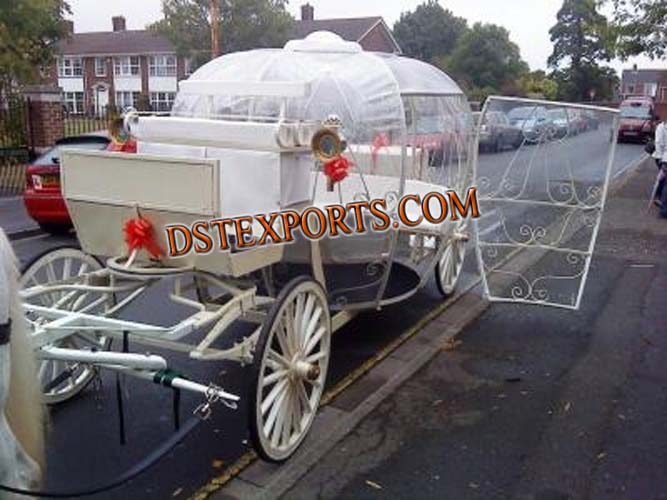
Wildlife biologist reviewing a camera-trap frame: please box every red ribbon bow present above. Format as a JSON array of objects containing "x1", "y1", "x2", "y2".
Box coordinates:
[
  {"x1": 324, "y1": 156, "x2": 352, "y2": 184},
  {"x1": 124, "y1": 218, "x2": 163, "y2": 259}
]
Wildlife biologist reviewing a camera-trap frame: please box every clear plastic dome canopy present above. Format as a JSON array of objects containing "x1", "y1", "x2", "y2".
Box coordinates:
[{"x1": 172, "y1": 31, "x2": 476, "y2": 308}]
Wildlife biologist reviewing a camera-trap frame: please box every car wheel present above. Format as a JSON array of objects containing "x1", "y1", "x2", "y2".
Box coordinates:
[{"x1": 39, "y1": 223, "x2": 73, "y2": 236}]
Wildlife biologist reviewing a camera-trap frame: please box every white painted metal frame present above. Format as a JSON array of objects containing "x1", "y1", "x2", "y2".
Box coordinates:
[
  {"x1": 21, "y1": 258, "x2": 358, "y2": 404},
  {"x1": 474, "y1": 96, "x2": 620, "y2": 310}
]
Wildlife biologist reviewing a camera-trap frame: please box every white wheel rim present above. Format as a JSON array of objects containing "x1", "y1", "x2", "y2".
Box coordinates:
[
  {"x1": 256, "y1": 281, "x2": 330, "y2": 461},
  {"x1": 20, "y1": 248, "x2": 112, "y2": 404},
  {"x1": 438, "y1": 230, "x2": 467, "y2": 296}
]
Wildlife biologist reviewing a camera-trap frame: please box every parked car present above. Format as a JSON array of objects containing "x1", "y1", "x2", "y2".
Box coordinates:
[
  {"x1": 507, "y1": 106, "x2": 552, "y2": 144},
  {"x1": 617, "y1": 97, "x2": 658, "y2": 143},
  {"x1": 474, "y1": 111, "x2": 523, "y2": 152},
  {"x1": 546, "y1": 108, "x2": 573, "y2": 139},
  {"x1": 24, "y1": 135, "x2": 110, "y2": 234}
]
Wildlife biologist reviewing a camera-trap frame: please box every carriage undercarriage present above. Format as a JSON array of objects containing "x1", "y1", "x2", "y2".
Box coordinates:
[{"x1": 19, "y1": 231, "x2": 466, "y2": 461}]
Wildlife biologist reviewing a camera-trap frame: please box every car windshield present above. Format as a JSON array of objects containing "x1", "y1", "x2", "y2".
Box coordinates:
[
  {"x1": 548, "y1": 110, "x2": 567, "y2": 120},
  {"x1": 35, "y1": 140, "x2": 109, "y2": 165},
  {"x1": 508, "y1": 107, "x2": 539, "y2": 120},
  {"x1": 620, "y1": 104, "x2": 652, "y2": 119}
]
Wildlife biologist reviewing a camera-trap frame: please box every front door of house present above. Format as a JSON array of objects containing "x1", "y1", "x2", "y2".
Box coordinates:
[{"x1": 93, "y1": 84, "x2": 109, "y2": 117}]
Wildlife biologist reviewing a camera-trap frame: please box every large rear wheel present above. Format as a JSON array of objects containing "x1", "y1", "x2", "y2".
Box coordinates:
[{"x1": 19, "y1": 247, "x2": 113, "y2": 404}]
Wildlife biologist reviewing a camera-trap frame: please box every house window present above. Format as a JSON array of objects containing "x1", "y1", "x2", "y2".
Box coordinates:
[
  {"x1": 58, "y1": 57, "x2": 83, "y2": 77},
  {"x1": 63, "y1": 92, "x2": 84, "y2": 114},
  {"x1": 626, "y1": 84, "x2": 636, "y2": 95},
  {"x1": 184, "y1": 58, "x2": 195, "y2": 77},
  {"x1": 114, "y1": 56, "x2": 140, "y2": 77},
  {"x1": 149, "y1": 55, "x2": 177, "y2": 77},
  {"x1": 644, "y1": 82, "x2": 658, "y2": 97},
  {"x1": 150, "y1": 92, "x2": 175, "y2": 112},
  {"x1": 115, "y1": 91, "x2": 140, "y2": 109},
  {"x1": 95, "y1": 57, "x2": 107, "y2": 77}
]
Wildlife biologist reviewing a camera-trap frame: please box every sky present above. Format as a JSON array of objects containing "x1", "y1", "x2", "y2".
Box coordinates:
[{"x1": 65, "y1": 0, "x2": 664, "y2": 74}]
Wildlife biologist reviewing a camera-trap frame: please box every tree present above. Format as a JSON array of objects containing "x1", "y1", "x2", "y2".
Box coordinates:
[
  {"x1": 0, "y1": 0, "x2": 70, "y2": 94},
  {"x1": 550, "y1": 64, "x2": 618, "y2": 101},
  {"x1": 151, "y1": 0, "x2": 294, "y2": 68},
  {"x1": 443, "y1": 23, "x2": 529, "y2": 96},
  {"x1": 548, "y1": 0, "x2": 614, "y2": 101},
  {"x1": 393, "y1": 1, "x2": 467, "y2": 63},
  {"x1": 608, "y1": 0, "x2": 667, "y2": 59},
  {"x1": 516, "y1": 70, "x2": 559, "y2": 100}
]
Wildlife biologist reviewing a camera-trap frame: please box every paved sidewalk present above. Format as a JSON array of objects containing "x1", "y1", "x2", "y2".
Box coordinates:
[
  {"x1": 0, "y1": 195, "x2": 39, "y2": 237},
  {"x1": 282, "y1": 159, "x2": 667, "y2": 500}
]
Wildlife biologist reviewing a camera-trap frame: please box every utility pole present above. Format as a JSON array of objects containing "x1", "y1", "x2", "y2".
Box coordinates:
[{"x1": 209, "y1": 0, "x2": 221, "y2": 58}]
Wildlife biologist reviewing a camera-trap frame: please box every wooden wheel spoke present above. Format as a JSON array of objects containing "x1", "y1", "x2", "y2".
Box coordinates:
[
  {"x1": 296, "y1": 380, "x2": 312, "y2": 414},
  {"x1": 62, "y1": 257, "x2": 72, "y2": 281},
  {"x1": 262, "y1": 368, "x2": 288, "y2": 387},
  {"x1": 261, "y1": 377, "x2": 288, "y2": 416},
  {"x1": 279, "y1": 387, "x2": 295, "y2": 448},
  {"x1": 304, "y1": 326, "x2": 326, "y2": 356},
  {"x1": 304, "y1": 350, "x2": 327, "y2": 365},
  {"x1": 293, "y1": 295, "x2": 305, "y2": 352},
  {"x1": 273, "y1": 319, "x2": 291, "y2": 358},
  {"x1": 267, "y1": 348, "x2": 290, "y2": 370},
  {"x1": 303, "y1": 307, "x2": 323, "y2": 350},
  {"x1": 263, "y1": 382, "x2": 289, "y2": 437},
  {"x1": 300, "y1": 295, "x2": 315, "y2": 349}
]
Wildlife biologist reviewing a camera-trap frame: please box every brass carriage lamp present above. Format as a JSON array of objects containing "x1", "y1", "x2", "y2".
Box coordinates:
[{"x1": 312, "y1": 114, "x2": 350, "y2": 191}]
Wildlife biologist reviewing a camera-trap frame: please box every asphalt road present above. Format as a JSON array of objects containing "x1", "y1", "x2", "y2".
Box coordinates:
[{"x1": 6, "y1": 140, "x2": 646, "y2": 500}]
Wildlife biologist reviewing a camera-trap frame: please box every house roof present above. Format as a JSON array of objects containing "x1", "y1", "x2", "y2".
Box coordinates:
[
  {"x1": 57, "y1": 16, "x2": 399, "y2": 57},
  {"x1": 293, "y1": 17, "x2": 382, "y2": 42},
  {"x1": 621, "y1": 69, "x2": 667, "y2": 83},
  {"x1": 57, "y1": 30, "x2": 175, "y2": 56}
]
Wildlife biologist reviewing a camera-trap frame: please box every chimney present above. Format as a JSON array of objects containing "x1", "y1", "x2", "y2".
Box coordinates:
[
  {"x1": 64, "y1": 20, "x2": 74, "y2": 35},
  {"x1": 301, "y1": 3, "x2": 314, "y2": 21},
  {"x1": 112, "y1": 16, "x2": 126, "y2": 32}
]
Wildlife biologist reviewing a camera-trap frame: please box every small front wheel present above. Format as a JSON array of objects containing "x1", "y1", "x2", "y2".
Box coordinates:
[
  {"x1": 248, "y1": 276, "x2": 331, "y2": 462},
  {"x1": 435, "y1": 228, "x2": 467, "y2": 298}
]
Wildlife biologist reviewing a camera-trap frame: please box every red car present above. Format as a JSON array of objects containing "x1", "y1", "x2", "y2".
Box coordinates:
[
  {"x1": 618, "y1": 97, "x2": 658, "y2": 143},
  {"x1": 24, "y1": 135, "x2": 110, "y2": 234}
]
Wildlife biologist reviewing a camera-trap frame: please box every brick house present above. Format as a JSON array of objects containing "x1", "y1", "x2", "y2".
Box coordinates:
[
  {"x1": 52, "y1": 7, "x2": 399, "y2": 116},
  {"x1": 294, "y1": 4, "x2": 401, "y2": 54},
  {"x1": 52, "y1": 16, "x2": 192, "y2": 115},
  {"x1": 620, "y1": 67, "x2": 667, "y2": 119}
]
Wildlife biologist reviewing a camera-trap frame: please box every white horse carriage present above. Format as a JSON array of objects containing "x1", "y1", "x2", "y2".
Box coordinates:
[{"x1": 13, "y1": 31, "x2": 620, "y2": 467}]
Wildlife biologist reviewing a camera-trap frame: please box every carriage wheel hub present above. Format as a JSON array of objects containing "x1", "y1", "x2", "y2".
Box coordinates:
[{"x1": 292, "y1": 360, "x2": 320, "y2": 381}]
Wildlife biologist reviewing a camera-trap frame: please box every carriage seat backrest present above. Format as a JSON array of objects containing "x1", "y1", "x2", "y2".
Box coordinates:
[{"x1": 137, "y1": 142, "x2": 313, "y2": 219}]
